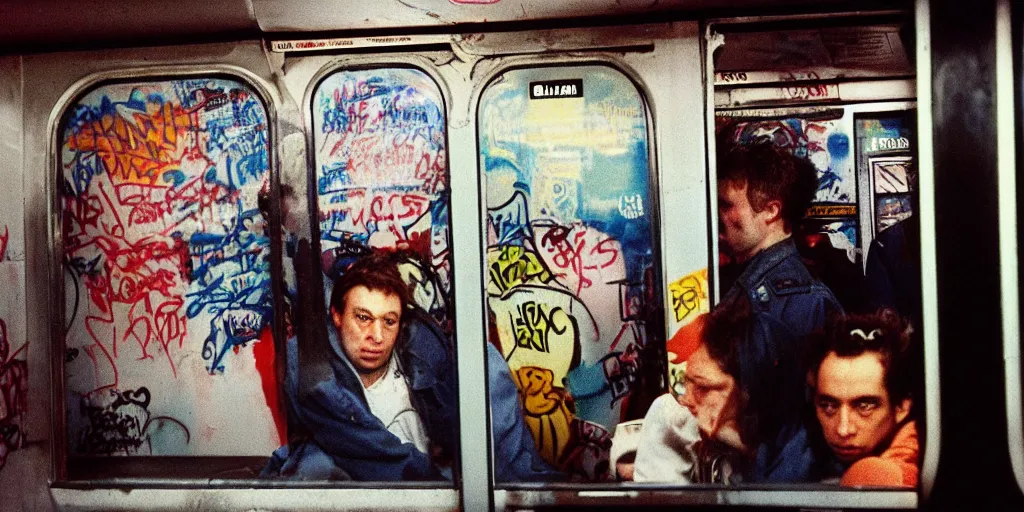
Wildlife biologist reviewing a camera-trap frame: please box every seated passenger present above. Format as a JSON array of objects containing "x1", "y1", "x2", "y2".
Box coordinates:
[
  {"x1": 808, "y1": 309, "x2": 918, "y2": 487},
  {"x1": 634, "y1": 293, "x2": 817, "y2": 484},
  {"x1": 262, "y1": 250, "x2": 456, "y2": 480},
  {"x1": 263, "y1": 248, "x2": 557, "y2": 482}
]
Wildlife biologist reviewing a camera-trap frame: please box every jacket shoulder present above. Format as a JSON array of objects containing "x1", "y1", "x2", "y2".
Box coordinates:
[{"x1": 755, "y1": 256, "x2": 834, "y2": 300}]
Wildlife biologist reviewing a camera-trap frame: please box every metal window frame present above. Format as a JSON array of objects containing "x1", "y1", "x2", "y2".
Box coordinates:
[
  {"x1": 299, "y1": 56, "x2": 462, "y2": 491},
  {"x1": 702, "y1": 5, "x2": 937, "y2": 508},
  {"x1": 998, "y1": 0, "x2": 1024, "y2": 497}
]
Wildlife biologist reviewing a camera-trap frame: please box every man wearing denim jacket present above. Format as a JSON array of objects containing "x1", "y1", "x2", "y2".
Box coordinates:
[
  {"x1": 262, "y1": 247, "x2": 560, "y2": 482},
  {"x1": 717, "y1": 141, "x2": 843, "y2": 356},
  {"x1": 714, "y1": 141, "x2": 843, "y2": 481}
]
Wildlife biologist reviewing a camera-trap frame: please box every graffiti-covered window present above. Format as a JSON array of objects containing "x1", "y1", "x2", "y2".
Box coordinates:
[
  {"x1": 312, "y1": 68, "x2": 452, "y2": 329},
  {"x1": 478, "y1": 66, "x2": 661, "y2": 483},
  {"x1": 60, "y1": 78, "x2": 281, "y2": 461}
]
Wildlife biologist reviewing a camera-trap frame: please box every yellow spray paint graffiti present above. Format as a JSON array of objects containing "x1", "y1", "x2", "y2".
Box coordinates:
[
  {"x1": 487, "y1": 245, "x2": 552, "y2": 296},
  {"x1": 668, "y1": 268, "x2": 708, "y2": 323},
  {"x1": 512, "y1": 365, "x2": 575, "y2": 466},
  {"x1": 666, "y1": 269, "x2": 711, "y2": 394}
]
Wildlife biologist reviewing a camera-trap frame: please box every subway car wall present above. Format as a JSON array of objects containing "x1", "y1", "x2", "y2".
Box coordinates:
[{"x1": 0, "y1": 0, "x2": 1021, "y2": 510}]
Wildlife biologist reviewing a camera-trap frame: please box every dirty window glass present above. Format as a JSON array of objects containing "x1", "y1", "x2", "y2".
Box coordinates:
[
  {"x1": 478, "y1": 65, "x2": 662, "y2": 483},
  {"x1": 60, "y1": 78, "x2": 279, "y2": 466}
]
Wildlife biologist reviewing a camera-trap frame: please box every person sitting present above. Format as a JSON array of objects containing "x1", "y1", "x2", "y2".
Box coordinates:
[
  {"x1": 807, "y1": 309, "x2": 919, "y2": 487},
  {"x1": 633, "y1": 293, "x2": 817, "y2": 483},
  {"x1": 262, "y1": 249, "x2": 457, "y2": 480},
  {"x1": 263, "y1": 248, "x2": 559, "y2": 482}
]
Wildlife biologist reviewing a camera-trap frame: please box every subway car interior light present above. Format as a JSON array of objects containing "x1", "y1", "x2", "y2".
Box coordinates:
[{"x1": 0, "y1": 0, "x2": 1023, "y2": 510}]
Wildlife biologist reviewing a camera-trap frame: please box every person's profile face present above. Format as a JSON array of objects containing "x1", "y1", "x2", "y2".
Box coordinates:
[
  {"x1": 332, "y1": 285, "x2": 402, "y2": 379},
  {"x1": 815, "y1": 351, "x2": 910, "y2": 463},
  {"x1": 717, "y1": 179, "x2": 771, "y2": 262},
  {"x1": 679, "y1": 344, "x2": 739, "y2": 441}
]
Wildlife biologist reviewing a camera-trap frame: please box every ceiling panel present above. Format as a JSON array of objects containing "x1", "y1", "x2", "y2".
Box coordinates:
[
  {"x1": 251, "y1": 0, "x2": 856, "y2": 33},
  {"x1": 0, "y1": 1, "x2": 257, "y2": 50}
]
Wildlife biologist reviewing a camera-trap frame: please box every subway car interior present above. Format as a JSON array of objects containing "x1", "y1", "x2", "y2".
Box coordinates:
[{"x1": 0, "y1": 0, "x2": 1022, "y2": 510}]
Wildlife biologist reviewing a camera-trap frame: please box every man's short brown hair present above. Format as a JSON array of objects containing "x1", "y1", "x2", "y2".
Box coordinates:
[
  {"x1": 328, "y1": 250, "x2": 411, "y2": 315},
  {"x1": 717, "y1": 140, "x2": 820, "y2": 230}
]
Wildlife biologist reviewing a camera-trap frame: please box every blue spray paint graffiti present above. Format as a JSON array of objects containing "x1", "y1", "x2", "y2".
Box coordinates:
[
  {"x1": 722, "y1": 117, "x2": 855, "y2": 203},
  {"x1": 313, "y1": 69, "x2": 452, "y2": 328},
  {"x1": 60, "y1": 78, "x2": 279, "y2": 455}
]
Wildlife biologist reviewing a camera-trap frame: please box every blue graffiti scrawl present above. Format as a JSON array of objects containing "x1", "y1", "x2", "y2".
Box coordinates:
[
  {"x1": 61, "y1": 78, "x2": 282, "y2": 455},
  {"x1": 720, "y1": 117, "x2": 855, "y2": 204},
  {"x1": 313, "y1": 69, "x2": 452, "y2": 329},
  {"x1": 480, "y1": 66, "x2": 657, "y2": 481}
]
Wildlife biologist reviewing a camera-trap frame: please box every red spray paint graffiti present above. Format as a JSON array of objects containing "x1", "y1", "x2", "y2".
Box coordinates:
[{"x1": 0, "y1": 319, "x2": 28, "y2": 470}]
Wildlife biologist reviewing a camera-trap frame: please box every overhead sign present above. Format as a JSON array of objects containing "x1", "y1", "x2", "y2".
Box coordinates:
[
  {"x1": 270, "y1": 35, "x2": 452, "y2": 52},
  {"x1": 529, "y1": 79, "x2": 584, "y2": 100}
]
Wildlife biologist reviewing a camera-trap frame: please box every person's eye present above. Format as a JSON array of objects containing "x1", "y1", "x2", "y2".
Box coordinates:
[
  {"x1": 817, "y1": 401, "x2": 837, "y2": 416},
  {"x1": 856, "y1": 401, "x2": 878, "y2": 415},
  {"x1": 385, "y1": 318, "x2": 398, "y2": 327},
  {"x1": 356, "y1": 314, "x2": 371, "y2": 322}
]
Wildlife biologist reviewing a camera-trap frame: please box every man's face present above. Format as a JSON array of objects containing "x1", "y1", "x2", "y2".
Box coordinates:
[
  {"x1": 679, "y1": 344, "x2": 739, "y2": 441},
  {"x1": 815, "y1": 351, "x2": 910, "y2": 463},
  {"x1": 331, "y1": 285, "x2": 402, "y2": 378},
  {"x1": 718, "y1": 180, "x2": 772, "y2": 262}
]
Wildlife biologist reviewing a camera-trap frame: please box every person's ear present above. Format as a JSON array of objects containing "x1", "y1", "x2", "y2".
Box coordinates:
[
  {"x1": 895, "y1": 397, "x2": 912, "y2": 424},
  {"x1": 762, "y1": 199, "x2": 782, "y2": 224},
  {"x1": 331, "y1": 307, "x2": 344, "y2": 329}
]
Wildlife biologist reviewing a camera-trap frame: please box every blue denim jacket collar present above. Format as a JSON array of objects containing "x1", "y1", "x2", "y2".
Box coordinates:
[{"x1": 731, "y1": 237, "x2": 799, "y2": 294}]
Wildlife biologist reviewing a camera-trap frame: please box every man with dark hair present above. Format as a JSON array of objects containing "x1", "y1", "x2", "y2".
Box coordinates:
[
  {"x1": 264, "y1": 248, "x2": 559, "y2": 482},
  {"x1": 630, "y1": 142, "x2": 840, "y2": 484},
  {"x1": 717, "y1": 141, "x2": 842, "y2": 340},
  {"x1": 808, "y1": 309, "x2": 918, "y2": 487},
  {"x1": 263, "y1": 249, "x2": 458, "y2": 480}
]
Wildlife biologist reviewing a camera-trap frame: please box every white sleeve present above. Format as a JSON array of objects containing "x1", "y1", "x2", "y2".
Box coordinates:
[{"x1": 633, "y1": 393, "x2": 700, "y2": 483}]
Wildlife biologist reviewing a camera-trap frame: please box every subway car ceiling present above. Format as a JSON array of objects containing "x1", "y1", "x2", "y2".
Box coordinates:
[
  {"x1": 0, "y1": 0, "x2": 877, "y2": 52},
  {"x1": 0, "y1": 1, "x2": 1022, "y2": 511}
]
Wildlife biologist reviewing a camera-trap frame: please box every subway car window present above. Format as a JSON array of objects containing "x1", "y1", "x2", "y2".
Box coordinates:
[
  {"x1": 275, "y1": 66, "x2": 458, "y2": 484},
  {"x1": 312, "y1": 68, "x2": 451, "y2": 326},
  {"x1": 478, "y1": 65, "x2": 661, "y2": 484},
  {"x1": 59, "y1": 78, "x2": 279, "y2": 475}
]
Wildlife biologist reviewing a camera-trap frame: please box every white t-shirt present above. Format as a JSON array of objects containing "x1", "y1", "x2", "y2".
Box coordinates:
[{"x1": 363, "y1": 355, "x2": 431, "y2": 455}]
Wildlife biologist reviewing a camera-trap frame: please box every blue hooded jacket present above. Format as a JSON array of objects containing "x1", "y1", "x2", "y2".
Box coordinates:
[
  {"x1": 261, "y1": 306, "x2": 457, "y2": 481},
  {"x1": 261, "y1": 306, "x2": 562, "y2": 482}
]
